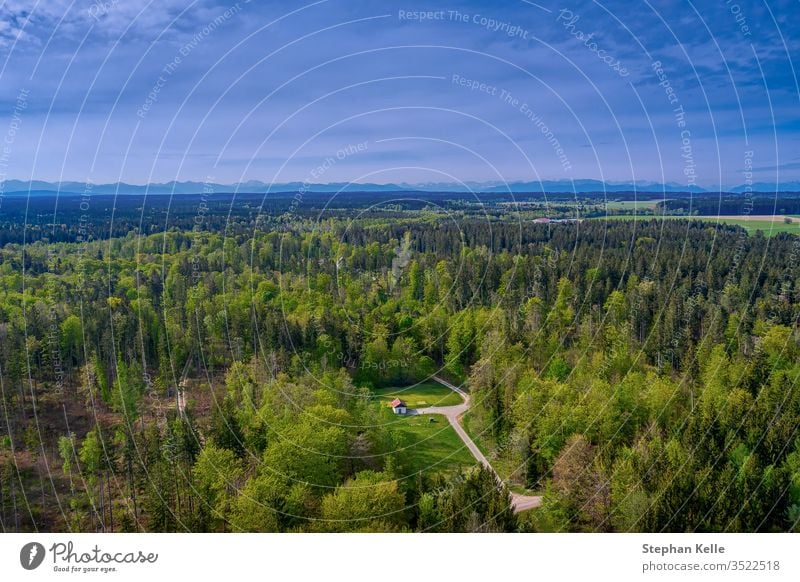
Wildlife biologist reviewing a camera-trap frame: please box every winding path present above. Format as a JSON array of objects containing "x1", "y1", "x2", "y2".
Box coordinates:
[{"x1": 410, "y1": 376, "x2": 542, "y2": 513}]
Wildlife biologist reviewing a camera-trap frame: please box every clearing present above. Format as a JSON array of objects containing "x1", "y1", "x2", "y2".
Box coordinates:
[
  {"x1": 372, "y1": 382, "x2": 464, "y2": 408},
  {"x1": 391, "y1": 413, "x2": 476, "y2": 475}
]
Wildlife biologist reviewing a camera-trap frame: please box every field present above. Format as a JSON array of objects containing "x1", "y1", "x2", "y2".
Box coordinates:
[
  {"x1": 371, "y1": 382, "x2": 464, "y2": 408},
  {"x1": 591, "y1": 214, "x2": 800, "y2": 236},
  {"x1": 709, "y1": 215, "x2": 800, "y2": 234},
  {"x1": 392, "y1": 414, "x2": 477, "y2": 475},
  {"x1": 602, "y1": 200, "x2": 662, "y2": 211}
]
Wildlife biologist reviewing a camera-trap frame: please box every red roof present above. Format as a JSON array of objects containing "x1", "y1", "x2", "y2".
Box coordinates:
[{"x1": 390, "y1": 398, "x2": 405, "y2": 408}]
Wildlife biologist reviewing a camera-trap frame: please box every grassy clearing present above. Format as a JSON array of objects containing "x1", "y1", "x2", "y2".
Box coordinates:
[
  {"x1": 372, "y1": 382, "x2": 463, "y2": 409},
  {"x1": 392, "y1": 414, "x2": 476, "y2": 475},
  {"x1": 603, "y1": 200, "x2": 661, "y2": 211}
]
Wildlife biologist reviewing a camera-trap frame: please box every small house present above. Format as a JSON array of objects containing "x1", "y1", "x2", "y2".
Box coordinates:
[{"x1": 390, "y1": 398, "x2": 407, "y2": 415}]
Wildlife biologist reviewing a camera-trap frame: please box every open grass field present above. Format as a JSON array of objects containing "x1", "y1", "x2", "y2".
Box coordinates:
[
  {"x1": 371, "y1": 382, "x2": 464, "y2": 408},
  {"x1": 591, "y1": 214, "x2": 800, "y2": 236},
  {"x1": 603, "y1": 200, "x2": 662, "y2": 211},
  {"x1": 392, "y1": 414, "x2": 477, "y2": 475}
]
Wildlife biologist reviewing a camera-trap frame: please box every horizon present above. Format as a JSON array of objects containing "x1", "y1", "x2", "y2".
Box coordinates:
[{"x1": 2, "y1": 176, "x2": 800, "y2": 194}]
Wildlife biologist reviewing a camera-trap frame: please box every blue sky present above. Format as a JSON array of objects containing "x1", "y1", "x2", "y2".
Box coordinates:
[{"x1": 0, "y1": 0, "x2": 798, "y2": 188}]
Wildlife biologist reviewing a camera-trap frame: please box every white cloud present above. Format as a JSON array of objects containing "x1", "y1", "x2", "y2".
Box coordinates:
[{"x1": 0, "y1": 0, "x2": 215, "y2": 49}]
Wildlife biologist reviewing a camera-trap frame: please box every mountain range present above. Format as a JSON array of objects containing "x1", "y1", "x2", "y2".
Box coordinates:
[{"x1": 1, "y1": 179, "x2": 798, "y2": 195}]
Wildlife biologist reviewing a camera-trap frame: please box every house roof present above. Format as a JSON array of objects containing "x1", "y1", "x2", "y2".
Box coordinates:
[{"x1": 390, "y1": 398, "x2": 405, "y2": 408}]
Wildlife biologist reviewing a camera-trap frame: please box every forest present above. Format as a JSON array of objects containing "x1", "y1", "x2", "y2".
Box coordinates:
[
  {"x1": 0, "y1": 207, "x2": 799, "y2": 533},
  {"x1": 659, "y1": 194, "x2": 800, "y2": 216},
  {"x1": 0, "y1": 188, "x2": 771, "y2": 246}
]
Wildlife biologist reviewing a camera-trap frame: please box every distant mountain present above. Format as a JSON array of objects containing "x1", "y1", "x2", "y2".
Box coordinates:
[
  {"x1": 728, "y1": 182, "x2": 800, "y2": 193},
  {"x1": 476, "y1": 180, "x2": 708, "y2": 193},
  {"x1": 0, "y1": 179, "x2": 408, "y2": 195},
  {"x1": 2, "y1": 179, "x2": 798, "y2": 195}
]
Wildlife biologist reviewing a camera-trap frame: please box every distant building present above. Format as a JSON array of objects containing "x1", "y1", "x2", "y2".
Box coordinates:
[
  {"x1": 533, "y1": 217, "x2": 583, "y2": 224},
  {"x1": 390, "y1": 398, "x2": 407, "y2": 415}
]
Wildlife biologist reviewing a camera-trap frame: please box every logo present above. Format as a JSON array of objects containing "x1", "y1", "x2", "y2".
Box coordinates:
[{"x1": 20, "y1": 542, "x2": 46, "y2": 570}]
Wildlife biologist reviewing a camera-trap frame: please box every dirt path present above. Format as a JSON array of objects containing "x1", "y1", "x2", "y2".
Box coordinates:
[
  {"x1": 411, "y1": 375, "x2": 542, "y2": 513},
  {"x1": 176, "y1": 357, "x2": 191, "y2": 416}
]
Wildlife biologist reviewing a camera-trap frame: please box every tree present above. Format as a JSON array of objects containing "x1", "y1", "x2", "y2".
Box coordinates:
[
  {"x1": 192, "y1": 443, "x2": 244, "y2": 531},
  {"x1": 262, "y1": 405, "x2": 350, "y2": 488},
  {"x1": 430, "y1": 467, "x2": 516, "y2": 532},
  {"x1": 60, "y1": 315, "x2": 83, "y2": 370},
  {"x1": 319, "y1": 470, "x2": 406, "y2": 532},
  {"x1": 551, "y1": 434, "x2": 609, "y2": 530},
  {"x1": 229, "y1": 474, "x2": 284, "y2": 532},
  {"x1": 79, "y1": 429, "x2": 111, "y2": 531}
]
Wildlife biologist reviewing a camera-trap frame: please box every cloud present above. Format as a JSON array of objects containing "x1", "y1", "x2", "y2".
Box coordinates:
[
  {"x1": 0, "y1": 0, "x2": 214, "y2": 49},
  {"x1": 750, "y1": 161, "x2": 800, "y2": 173}
]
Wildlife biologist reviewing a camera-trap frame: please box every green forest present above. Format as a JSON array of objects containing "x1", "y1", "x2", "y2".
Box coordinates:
[{"x1": 1, "y1": 213, "x2": 799, "y2": 532}]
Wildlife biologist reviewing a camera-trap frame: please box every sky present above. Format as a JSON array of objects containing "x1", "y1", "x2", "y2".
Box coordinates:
[{"x1": 0, "y1": 0, "x2": 798, "y2": 189}]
